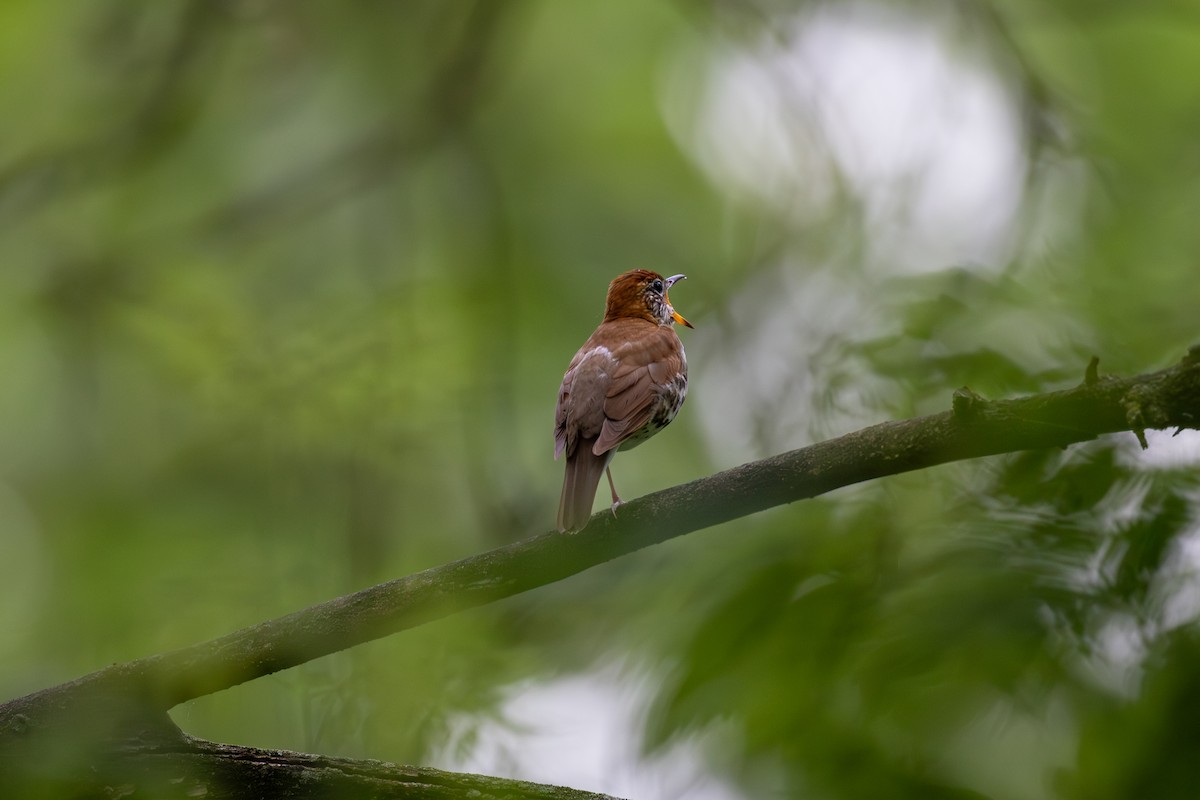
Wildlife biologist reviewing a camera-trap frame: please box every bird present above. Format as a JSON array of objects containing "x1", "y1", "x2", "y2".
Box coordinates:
[{"x1": 554, "y1": 269, "x2": 692, "y2": 532}]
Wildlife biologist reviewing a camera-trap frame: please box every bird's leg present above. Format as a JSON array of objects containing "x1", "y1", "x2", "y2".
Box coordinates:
[{"x1": 605, "y1": 466, "x2": 623, "y2": 516}]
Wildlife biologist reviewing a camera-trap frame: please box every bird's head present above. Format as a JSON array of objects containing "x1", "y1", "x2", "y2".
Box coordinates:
[{"x1": 603, "y1": 269, "x2": 693, "y2": 329}]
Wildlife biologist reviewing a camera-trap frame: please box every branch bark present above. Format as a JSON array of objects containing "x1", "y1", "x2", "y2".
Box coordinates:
[
  {"x1": 18, "y1": 731, "x2": 620, "y2": 800},
  {"x1": 4, "y1": 349, "x2": 1199, "y2": 797}
]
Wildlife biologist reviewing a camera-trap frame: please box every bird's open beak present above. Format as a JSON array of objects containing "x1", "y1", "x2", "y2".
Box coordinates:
[{"x1": 664, "y1": 274, "x2": 693, "y2": 329}]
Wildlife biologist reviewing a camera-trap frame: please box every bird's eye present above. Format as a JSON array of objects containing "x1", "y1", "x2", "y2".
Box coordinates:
[{"x1": 651, "y1": 279, "x2": 664, "y2": 293}]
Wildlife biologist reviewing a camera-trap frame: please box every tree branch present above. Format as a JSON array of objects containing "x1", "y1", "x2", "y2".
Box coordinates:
[
  {"x1": 4, "y1": 349, "x2": 1199, "y2": 796},
  {"x1": 47, "y1": 732, "x2": 620, "y2": 800}
]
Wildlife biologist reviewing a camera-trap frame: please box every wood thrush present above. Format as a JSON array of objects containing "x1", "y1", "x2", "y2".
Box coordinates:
[{"x1": 554, "y1": 269, "x2": 692, "y2": 532}]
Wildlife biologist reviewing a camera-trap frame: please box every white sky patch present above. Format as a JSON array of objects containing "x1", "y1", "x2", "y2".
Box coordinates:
[
  {"x1": 1160, "y1": 527, "x2": 1200, "y2": 631},
  {"x1": 1122, "y1": 428, "x2": 1200, "y2": 470},
  {"x1": 1078, "y1": 612, "x2": 1148, "y2": 699},
  {"x1": 433, "y1": 664, "x2": 746, "y2": 800},
  {"x1": 663, "y1": 3, "x2": 1026, "y2": 273}
]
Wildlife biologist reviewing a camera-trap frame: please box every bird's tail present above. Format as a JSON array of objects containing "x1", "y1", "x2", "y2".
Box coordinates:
[{"x1": 557, "y1": 441, "x2": 610, "y2": 532}]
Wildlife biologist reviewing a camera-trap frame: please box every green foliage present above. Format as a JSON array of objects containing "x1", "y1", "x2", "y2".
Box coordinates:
[{"x1": 2, "y1": 1, "x2": 1199, "y2": 798}]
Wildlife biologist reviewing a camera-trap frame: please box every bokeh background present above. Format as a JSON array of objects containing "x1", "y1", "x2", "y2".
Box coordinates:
[{"x1": 2, "y1": 1, "x2": 1200, "y2": 798}]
